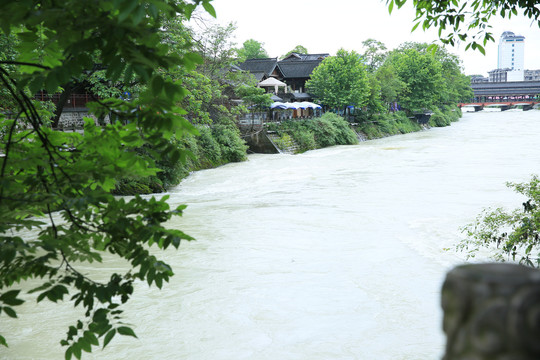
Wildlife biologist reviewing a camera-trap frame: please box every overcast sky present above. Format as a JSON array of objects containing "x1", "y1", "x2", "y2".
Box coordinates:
[{"x1": 203, "y1": 0, "x2": 540, "y2": 76}]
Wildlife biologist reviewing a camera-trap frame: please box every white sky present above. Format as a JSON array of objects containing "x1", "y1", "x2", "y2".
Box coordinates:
[{"x1": 203, "y1": 0, "x2": 540, "y2": 76}]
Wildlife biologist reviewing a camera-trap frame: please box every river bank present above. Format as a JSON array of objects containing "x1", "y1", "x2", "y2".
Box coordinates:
[
  {"x1": 266, "y1": 105, "x2": 462, "y2": 154},
  {"x1": 114, "y1": 105, "x2": 462, "y2": 194}
]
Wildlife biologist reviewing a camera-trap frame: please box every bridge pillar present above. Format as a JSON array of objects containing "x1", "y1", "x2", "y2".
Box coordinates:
[{"x1": 442, "y1": 263, "x2": 540, "y2": 360}]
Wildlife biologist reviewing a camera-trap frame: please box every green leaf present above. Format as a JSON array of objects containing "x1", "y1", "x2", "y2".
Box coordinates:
[
  {"x1": 93, "y1": 308, "x2": 108, "y2": 322},
  {"x1": 79, "y1": 338, "x2": 92, "y2": 353},
  {"x1": 102, "y1": 329, "x2": 116, "y2": 349},
  {"x1": 155, "y1": 275, "x2": 163, "y2": 289},
  {"x1": 0, "y1": 290, "x2": 24, "y2": 306},
  {"x1": 202, "y1": 1, "x2": 217, "y2": 17},
  {"x1": 84, "y1": 331, "x2": 99, "y2": 346},
  {"x1": 117, "y1": 326, "x2": 137, "y2": 338},
  {"x1": 476, "y1": 44, "x2": 486, "y2": 55},
  {"x1": 151, "y1": 76, "x2": 164, "y2": 95},
  {"x1": 65, "y1": 347, "x2": 72, "y2": 360},
  {"x1": 388, "y1": 0, "x2": 394, "y2": 14},
  {"x1": 164, "y1": 81, "x2": 179, "y2": 99},
  {"x1": 0, "y1": 334, "x2": 7, "y2": 347},
  {"x1": 45, "y1": 72, "x2": 59, "y2": 93},
  {"x1": 72, "y1": 342, "x2": 82, "y2": 359},
  {"x1": 118, "y1": 0, "x2": 139, "y2": 22},
  {"x1": 132, "y1": 5, "x2": 146, "y2": 25},
  {"x1": 2, "y1": 307, "x2": 17, "y2": 318}
]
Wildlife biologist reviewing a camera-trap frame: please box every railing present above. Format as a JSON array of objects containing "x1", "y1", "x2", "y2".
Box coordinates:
[{"x1": 34, "y1": 92, "x2": 95, "y2": 108}]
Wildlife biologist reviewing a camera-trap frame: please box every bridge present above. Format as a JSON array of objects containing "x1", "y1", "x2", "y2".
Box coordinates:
[{"x1": 460, "y1": 81, "x2": 540, "y2": 107}]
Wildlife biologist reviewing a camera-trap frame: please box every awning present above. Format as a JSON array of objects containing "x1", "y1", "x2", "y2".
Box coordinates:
[
  {"x1": 270, "y1": 101, "x2": 321, "y2": 110},
  {"x1": 271, "y1": 102, "x2": 288, "y2": 109},
  {"x1": 297, "y1": 101, "x2": 322, "y2": 109}
]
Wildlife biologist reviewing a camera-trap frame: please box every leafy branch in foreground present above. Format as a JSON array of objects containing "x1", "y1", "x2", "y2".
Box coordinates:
[
  {"x1": 0, "y1": 0, "x2": 216, "y2": 358},
  {"x1": 459, "y1": 175, "x2": 540, "y2": 268},
  {"x1": 387, "y1": 0, "x2": 540, "y2": 53}
]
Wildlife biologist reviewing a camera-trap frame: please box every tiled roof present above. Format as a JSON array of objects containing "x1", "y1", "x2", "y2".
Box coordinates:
[
  {"x1": 250, "y1": 72, "x2": 267, "y2": 81},
  {"x1": 277, "y1": 60, "x2": 323, "y2": 79},
  {"x1": 236, "y1": 58, "x2": 278, "y2": 76},
  {"x1": 281, "y1": 53, "x2": 329, "y2": 61}
]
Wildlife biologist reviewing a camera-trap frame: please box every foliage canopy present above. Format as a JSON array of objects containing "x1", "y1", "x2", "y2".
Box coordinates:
[
  {"x1": 0, "y1": 0, "x2": 216, "y2": 357},
  {"x1": 460, "y1": 176, "x2": 540, "y2": 268},
  {"x1": 387, "y1": 0, "x2": 540, "y2": 54},
  {"x1": 306, "y1": 49, "x2": 370, "y2": 110},
  {"x1": 236, "y1": 39, "x2": 269, "y2": 61}
]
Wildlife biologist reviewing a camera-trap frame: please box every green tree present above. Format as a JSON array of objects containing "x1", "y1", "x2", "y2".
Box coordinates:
[
  {"x1": 192, "y1": 22, "x2": 238, "y2": 80},
  {"x1": 397, "y1": 42, "x2": 472, "y2": 105},
  {"x1": 281, "y1": 45, "x2": 309, "y2": 59},
  {"x1": 385, "y1": 47, "x2": 445, "y2": 111},
  {"x1": 236, "y1": 39, "x2": 269, "y2": 61},
  {"x1": 361, "y1": 39, "x2": 387, "y2": 73},
  {"x1": 0, "y1": 0, "x2": 216, "y2": 357},
  {"x1": 237, "y1": 85, "x2": 273, "y2": 110},
  {"x1": 306, "y1": 49, "x2": 370, "y2": 111},
  {"x1": 375, "y1": 63, "x2": 406, "y2": 109}
]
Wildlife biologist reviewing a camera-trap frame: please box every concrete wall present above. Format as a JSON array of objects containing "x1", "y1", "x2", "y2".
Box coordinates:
[{"x1": 242, "y1": 130, "x2": 279, "y2": 154}]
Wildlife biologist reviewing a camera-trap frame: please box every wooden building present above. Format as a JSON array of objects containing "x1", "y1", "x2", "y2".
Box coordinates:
[{"x1": 236, "y1": 53, "x2": 329, "y2": 101}]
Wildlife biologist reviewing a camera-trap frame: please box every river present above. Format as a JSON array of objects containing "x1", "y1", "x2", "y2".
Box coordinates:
[{"x1": 3, "y1": 111, "x2": 540, "y2": 360}]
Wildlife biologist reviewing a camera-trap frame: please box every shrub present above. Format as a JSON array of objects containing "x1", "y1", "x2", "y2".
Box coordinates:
[
  {"x1": 459, "y1": 176, "x2": 540, "y2": 268},
  {"x1": 429, "y1": 108, "x2": 451, "y2": 127},
  {"x1": 274, "y1": 133, "x2": 296, "y2": 150},
  {"x1": 114, "y1": 120, "x2": 249, "y2": 194},
  {"x1": 211, "y1": 124, "x2": 248, "y2": 163},
  {"x1": 196, "y1": 125, "x2": 222, "y2": 167},
  {"x1": 292, "y1": 130, "x2": 317, "y2": 152},
  {"x1": 306, "y1": 113, "x2": 358, "y2": 147}
]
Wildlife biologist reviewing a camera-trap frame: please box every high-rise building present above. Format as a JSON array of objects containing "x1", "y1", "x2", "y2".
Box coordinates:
[{"x1": 497, "y1": 31, "x2": 525, "y2": 71}]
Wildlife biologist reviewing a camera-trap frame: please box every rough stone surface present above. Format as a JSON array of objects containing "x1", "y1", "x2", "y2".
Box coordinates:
[{"x1": 442, "y1": 263, "x2": 540, "y2": 360}]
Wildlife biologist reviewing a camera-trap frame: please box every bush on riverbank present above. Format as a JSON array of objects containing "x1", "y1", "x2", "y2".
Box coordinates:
[
  {"x1": 429, "y1": 105, "x2": 462, "y2": 127},
  {"x1": 267, "y1": 112, "x2": 358, "y2": 153},
  {"x1": 358, "y1": 106, "x2": 461, "y2": 140},
  {"x1": 113, "y1": 121, "x2": 247, "y2": 195},
  {"x1": 357, "y1": 111, "x2": 422, "y2": 139}
]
